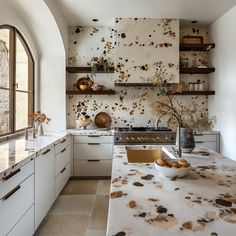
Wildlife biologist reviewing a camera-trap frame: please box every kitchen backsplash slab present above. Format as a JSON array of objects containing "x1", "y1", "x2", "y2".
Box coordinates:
[{"x1": 67, "y1": 20, "x2": 209, "y2": 129}]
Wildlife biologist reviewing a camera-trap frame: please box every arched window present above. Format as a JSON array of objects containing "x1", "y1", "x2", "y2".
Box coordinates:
[{"x1": 0, "y1": 25, "x2": 34, "y2": 136}]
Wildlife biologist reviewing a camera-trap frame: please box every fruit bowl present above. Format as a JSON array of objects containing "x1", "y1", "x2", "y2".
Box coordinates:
[{"x1": 154, "y1": 158, "x2": 191, "y2": 178}]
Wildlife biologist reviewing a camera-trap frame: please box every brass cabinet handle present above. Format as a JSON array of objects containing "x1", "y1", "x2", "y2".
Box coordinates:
[
  {"x1": 88, "y1": 160, "x2": 100, "y2": 162},
  {"x1": 88, "y1": 135, "x2": 100, "y2": 138},
  {"x1": 42, "y1": 149, "x2": 51, "y2": 155},
  {"x1": 2, "y1": 168, "x2": 21, "y2": 181},
  {"x1": 60, "y1": 148, "x2": 66, "y2": 153},
  {"x1": 2, "y1": 185, "x2": 21, "y2": 201}
]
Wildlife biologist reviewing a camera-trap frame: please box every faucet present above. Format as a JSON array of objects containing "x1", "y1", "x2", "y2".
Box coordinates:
[{"x1": 154, "y1": 113, "x2": 166, "y2": 130}]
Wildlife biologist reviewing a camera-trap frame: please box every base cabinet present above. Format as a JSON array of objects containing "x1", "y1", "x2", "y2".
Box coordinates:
[
  {"x1": 194, "y1": 133, "x2": 220, "y2": 152},
  {"x1": 7, "y1": 205, "x2": 34, "y2": 236},
  {"x1": 35, "y1": 147, "x2": 55, "y2": 230},
  {"x1": 0, "y1": 161, "x2": 34, "y2": 236},
  {"x1": 73, "y1": 135, "x2": 113, "y2": 177}
]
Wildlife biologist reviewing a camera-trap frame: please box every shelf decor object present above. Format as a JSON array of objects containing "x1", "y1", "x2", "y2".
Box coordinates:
[{"x1": 180, "y1": 43, "x2": 215, "y2": 51}]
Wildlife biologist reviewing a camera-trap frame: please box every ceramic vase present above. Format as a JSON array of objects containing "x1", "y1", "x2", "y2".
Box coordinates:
[
  {"x1": 176, "y1": 126, "x2": 195, "y2": 153},
  {"x1": 37, "y1": 123, "x2": 44, "y2": 136}
]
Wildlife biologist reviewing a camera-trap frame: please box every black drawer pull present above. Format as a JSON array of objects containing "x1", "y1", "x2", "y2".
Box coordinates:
[
  {"x1": 2, "y1": 185, "x2": 21, "y2": 201},
  {"x1": 2, "y1": 168, "x2": 21, "y2": 181},
  {"x1": 87, "y1": 143, "x2": 100, "y2": 145},
  {"x1": 60, "y1": 148, "x2": 66, "y2": 153},
  {"x1": 60, "y1": 167, "x2": 66, "y2": 173},
  {"x1": 195, "y1": 141, "x2": 204, "y2": 144},
  {"x1": 88, "y1": 135, "x2": 100, "y2": 138},
  {"x1": 60, "y1": 139, "x2": 66, "y2": 144},
  {"x1": 88, "y1": 160, "x2": 100, "y2": 162},
  {"x1": 42, "y1": 149, "x2": 50, "y2": 155}
]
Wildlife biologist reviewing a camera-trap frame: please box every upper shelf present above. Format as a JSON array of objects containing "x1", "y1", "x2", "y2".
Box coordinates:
[
  {"x1": 180, "y1": 43, "x2": 215, "y2": 51},
  {"x1": 180, "y1": 67, "x2": 215, "y2": 74},
  {"x1": 66, "y1": 90, "x2": 115, "y2": 95},
  {"x1": 115, "y1": 83, "x2": 156, "y2": 87},
  {"x1": 66, "y1": 66, "x2": 115, "y2": 73}
]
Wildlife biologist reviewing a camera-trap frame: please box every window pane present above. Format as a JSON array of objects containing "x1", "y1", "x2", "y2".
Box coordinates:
[
  {"x1": 15, "y1": 35, "x2": 31, "y2": 92},
  {"x1": 0, "y1": 89, "x2": 10, "y2": 134},
  {"x1": 0, "y1": 29, "x2": 10, "y2": 88},
  {"x1": 15, "y1": 92, "x2": 33, "y2": 130}
]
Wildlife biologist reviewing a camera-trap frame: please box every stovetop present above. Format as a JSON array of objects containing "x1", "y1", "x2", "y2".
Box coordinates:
[{"x1": 115, "y1": 127, "x2": 172, "y2": 132}]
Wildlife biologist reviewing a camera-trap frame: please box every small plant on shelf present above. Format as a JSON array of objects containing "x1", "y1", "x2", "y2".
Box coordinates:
[{"x1": 87, "y1": 56, "x2": 113, "y2": 77}]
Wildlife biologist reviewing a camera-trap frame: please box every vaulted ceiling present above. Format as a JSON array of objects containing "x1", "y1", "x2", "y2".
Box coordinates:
[{"x1": 52, "y1": 0, "x2": 236, "y2": 26}]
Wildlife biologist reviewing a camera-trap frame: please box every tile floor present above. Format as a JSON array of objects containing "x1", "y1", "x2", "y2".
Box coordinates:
[{"x1": 35, "y1": 179, "x2": 111, "y2": 236}]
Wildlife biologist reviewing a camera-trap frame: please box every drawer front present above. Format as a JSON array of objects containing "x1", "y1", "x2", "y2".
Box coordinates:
[
  {"x1": 55, "y1": 163, "x2": 71, "y2": 199},
  {"x1": 55, "y1": 137, "x2": 70, "y2": 155},
  {"x1": 74, "y1": 135, "x2": 113, "y2": 144},
  {"x1": 0, "y1": 174, "x2": 34, "y2": 236},
  {"x1": 7, "y1": 205, "x2": 34, "y2": 236},
  {"x1": 74, "y1": 143, "x2": 113, "y2": 160},
  {"x1": 0, "y1": 160, "x2": 34, "y2": 200},
  {"x1": 194, "y1": 134, "x2": 217, "y2": 142},
  {"x1": 55, "y1": 146, "x2": 70, "y2": 177},
  {"x1": 73, "y1": 160, "x2": 112, "y2": 177},
  {"x1": 195, "y1": 141, "x2": 217, "y2": 152}
]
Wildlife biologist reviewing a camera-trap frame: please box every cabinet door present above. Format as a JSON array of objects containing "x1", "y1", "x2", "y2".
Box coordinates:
[
  {"x1": 7, "y1": 205, "x2": 34, "y2": 236},
  {"x1": 195, "y1": 141, "x2": 217, "y2": 152},
  {"x1": 35, "y1": 147, "x2": 55, "y2": 230}
]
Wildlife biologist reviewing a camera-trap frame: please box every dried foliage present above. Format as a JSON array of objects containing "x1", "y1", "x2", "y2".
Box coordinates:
[
  {"x1": 30, "y1": 111, "x2": 51, "y2": 124},
  {"x1": 148, "y1": 74, "x2": 216, "y2": 131}
]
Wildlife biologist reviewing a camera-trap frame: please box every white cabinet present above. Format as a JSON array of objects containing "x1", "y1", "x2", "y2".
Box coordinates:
[
  {"x1": 35, "y1": 146, "x2": 55, "y2": 230},
  {"x1": 54, "y1": 137, "x2": 71, "y2": 199},
  {"x1": 7, "y1": 206, "x2": 34, "y2": 236},
  {"x1": 0, "y1": 160, "x2": 34, "y2": 236},
  {"x1": 73, "y1": 135, "x2": 113, "y2": 177},
  {"x1": 194, "y1": 132, "x2": 220, "y2": 152}
]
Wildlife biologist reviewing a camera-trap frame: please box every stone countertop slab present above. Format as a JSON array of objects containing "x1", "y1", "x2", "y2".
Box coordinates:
[
  {"x1": 0, "y1": 132, "x2": 69, "y2": 178},
  {"x1": 107, "y1": 145, "x2": 236, "y2": 236}
]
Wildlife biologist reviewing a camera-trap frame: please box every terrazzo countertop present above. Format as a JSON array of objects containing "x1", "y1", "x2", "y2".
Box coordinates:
[
  {"x1": 0, "y1": 128, "x2": 114, "y2": 177},
  {"x1": 66, "y1": 128, "x2": 114, "y2": 136},
  {"x1": 0, "y1": 132, "x2": 69, "y2": 178},
  {"x1": 107, "y1": 145, "x2": 236, "y2": 236}
]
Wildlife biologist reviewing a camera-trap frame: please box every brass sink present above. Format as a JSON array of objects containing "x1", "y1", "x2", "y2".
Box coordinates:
[{"x1": 125, "y1": 146, "x2": 163, "y2": 163}]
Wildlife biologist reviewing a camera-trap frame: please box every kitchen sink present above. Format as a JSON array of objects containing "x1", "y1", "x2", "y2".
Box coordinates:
[{"x1": 125, "y1": 146, "x2": 164, "y2": 163}]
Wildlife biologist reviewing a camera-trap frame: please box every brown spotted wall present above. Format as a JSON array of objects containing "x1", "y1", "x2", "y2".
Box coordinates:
[{"x1": 66, "y1": 20, "x2": 209, "y2": 128}]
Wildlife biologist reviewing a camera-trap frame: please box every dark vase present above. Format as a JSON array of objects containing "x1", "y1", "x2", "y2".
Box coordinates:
[{"x1": 176, "y1": 126, "x2": 195, "y2": 153}]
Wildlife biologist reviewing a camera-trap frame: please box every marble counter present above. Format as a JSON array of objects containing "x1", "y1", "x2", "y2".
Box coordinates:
[
  {"x1": 0, "y1": 132, "x2": 69, "y2": 178},
  {"x1": 107, "y1": 145, "x2": 236, "y2": 236},
  {"x1": 66, "y1": 128, "x2": 114, "y2": 136}
]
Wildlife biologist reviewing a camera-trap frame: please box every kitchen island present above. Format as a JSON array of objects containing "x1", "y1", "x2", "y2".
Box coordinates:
[{"x1": 107, "y1": 145, "x2": 236, "y2": 236}]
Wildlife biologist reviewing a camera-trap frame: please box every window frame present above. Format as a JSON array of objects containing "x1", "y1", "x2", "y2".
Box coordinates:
[{"x1": 0, "y1": 25, "x2": 35, "y2": 137}]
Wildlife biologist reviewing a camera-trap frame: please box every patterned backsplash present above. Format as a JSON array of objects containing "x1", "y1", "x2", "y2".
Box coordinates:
[{"x1": 67, "y1": 19, "x2": 209, "y2": 129}]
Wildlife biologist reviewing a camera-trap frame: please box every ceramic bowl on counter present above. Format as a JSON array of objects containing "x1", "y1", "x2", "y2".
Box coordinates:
[{"x1": 154, "y1": 158, "x2": 191, "y2": 178}]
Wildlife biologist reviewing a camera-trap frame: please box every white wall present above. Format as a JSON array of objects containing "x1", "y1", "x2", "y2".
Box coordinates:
[
  {"x1": 0, "y1": 0, "x2": 67, "y2": 132},
  {"x1": 209, "y1": 5, "x2": 236, "y2": 160}
]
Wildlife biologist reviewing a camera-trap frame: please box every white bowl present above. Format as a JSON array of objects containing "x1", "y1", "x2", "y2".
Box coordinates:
[{"x1": 154, "y1": 161, "x2": 191, "y2": 178}]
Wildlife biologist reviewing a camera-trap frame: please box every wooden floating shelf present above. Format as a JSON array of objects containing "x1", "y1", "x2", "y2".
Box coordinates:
[
  {"x1": 66, "y1": 66, "x2": 114, "y2": 73},
  {"x1": 180, "y1": 67, "x2": 215, "y2": 74},
  {"x1": 180, "y1": 43, "x2": 215, "y2": 51},
  {"x1": 66, "y1": 90, "x2": 115, "y2": 95},
  {"x1": 115, "y1": 83, "x2": 156, "y2": 87},
  {"x1": 168, "y1": 91, "x2": 215, "y2": 96}
]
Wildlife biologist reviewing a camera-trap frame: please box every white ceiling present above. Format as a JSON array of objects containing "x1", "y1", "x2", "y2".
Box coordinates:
[{"x1": 53, "y1": 0, "x2": 236, "y2": 26}]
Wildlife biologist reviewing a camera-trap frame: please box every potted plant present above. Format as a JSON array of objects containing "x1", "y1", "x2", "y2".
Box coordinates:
[{"x1": 148, "y1": 75, "x2": 215, "y2": 155}]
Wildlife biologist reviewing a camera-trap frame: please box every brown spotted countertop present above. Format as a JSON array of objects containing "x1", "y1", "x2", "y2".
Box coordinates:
[{"x1": 107, "y1": 145, "x2": 236, "y2": 236}]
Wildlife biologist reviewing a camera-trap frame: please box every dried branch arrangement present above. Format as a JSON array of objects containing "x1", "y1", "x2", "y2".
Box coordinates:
[
  {"x1": 147, "y1": 73, "x2": 216, "y2": 131},
  {"x1": 30, "y1": 111, "x2": 51, "y2": 124}
]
